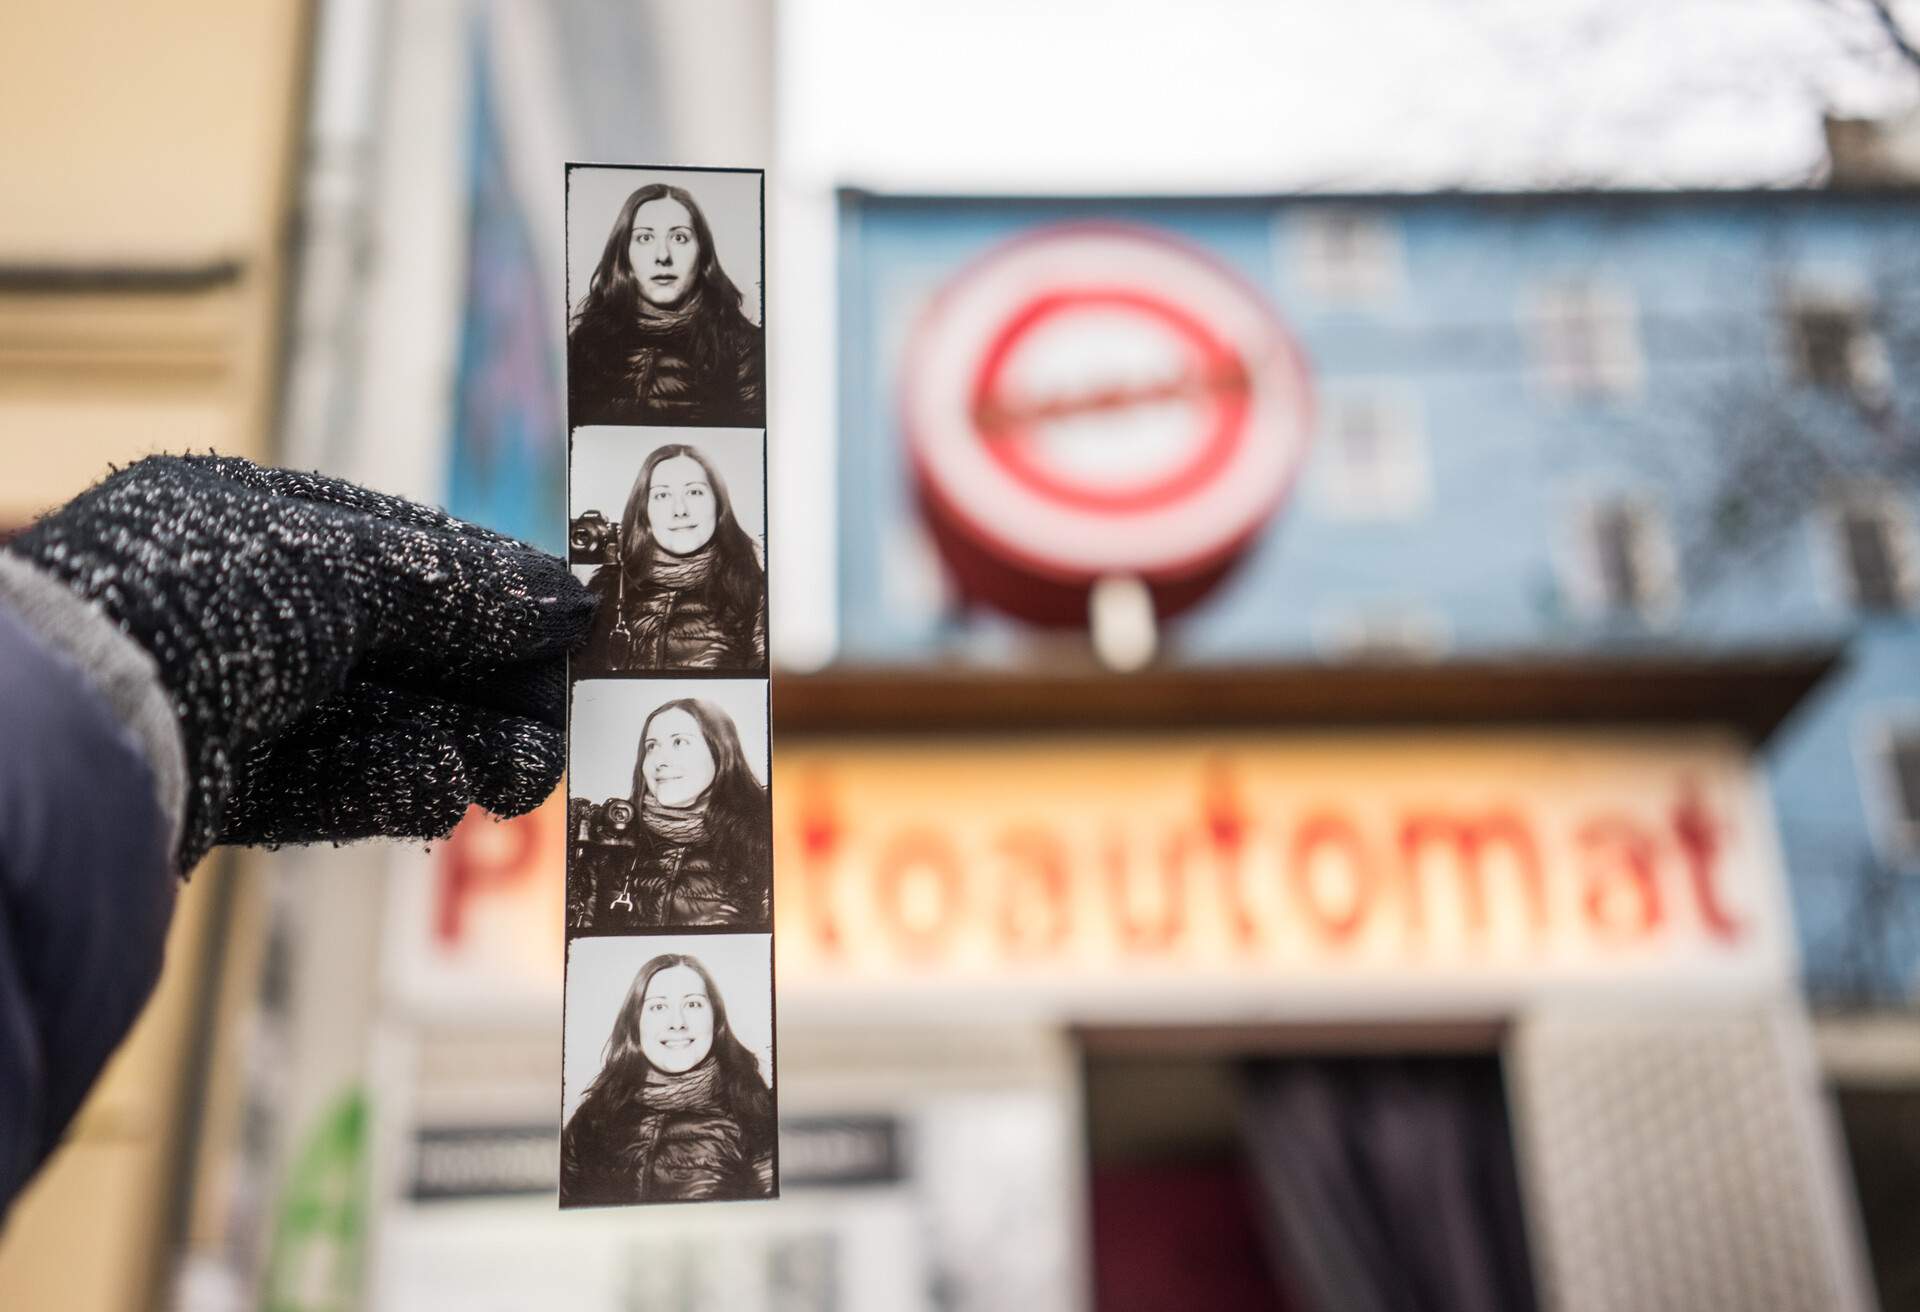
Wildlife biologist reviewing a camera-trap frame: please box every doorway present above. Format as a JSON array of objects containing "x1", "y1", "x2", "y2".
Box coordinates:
[{"x1": 1083, "y1": 1029, "x2": 1537, "y2": 1312}]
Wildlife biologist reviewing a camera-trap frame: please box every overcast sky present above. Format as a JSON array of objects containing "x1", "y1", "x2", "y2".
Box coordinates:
[{"x1": 780, "y1": 0, "x2": 1920, "y2": 191}]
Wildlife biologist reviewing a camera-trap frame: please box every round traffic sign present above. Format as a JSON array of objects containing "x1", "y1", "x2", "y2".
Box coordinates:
[{"x1": 903, "y1": 223, "x2": 1312, "y2": 625}]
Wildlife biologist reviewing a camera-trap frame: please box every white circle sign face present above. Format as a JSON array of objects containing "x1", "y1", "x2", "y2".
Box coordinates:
[{"x1": 904, "y1": 223, "x2": 1313, "y2": 586}]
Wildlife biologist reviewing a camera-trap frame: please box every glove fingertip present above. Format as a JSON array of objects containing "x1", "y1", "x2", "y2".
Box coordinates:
[{"x1": 465, "y1": 716, "x2": 566, "y2": 821}]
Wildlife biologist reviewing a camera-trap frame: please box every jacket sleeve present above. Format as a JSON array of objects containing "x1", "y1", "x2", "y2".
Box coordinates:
[{"x1": 0, "y1": 557, "x2": 183, "y2": 1214}]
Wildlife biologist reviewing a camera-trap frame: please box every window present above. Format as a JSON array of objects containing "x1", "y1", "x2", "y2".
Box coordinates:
[
  {"x1": 1315, "y1": 391, "x2": 1428, "y2": 519},
  {"x1": 1528, "y1": 281, "x2": 1642, "y2": 401},
  {"x1": 1890, "y1": 733, "x2": 1920, "y2": 834},
  {"x1": 1313, "y1": 605, "x2": 1449, "y2": 663},
  {"x1": 1873, "y1": 724, "x2": 1920, "y2": 860},
  {"x1": 1594, "y1": 502, "x2": 1647, "y2": 607},
  {"x1": 1830, "y1": 490, "x2": 1915, "y2": 612},
  {"x1": 1565, "y1": 493, "x2": 1677, "y2": 618},
  {"x1": 1786, "y1": 286, "x2": 1889, "y2": 405},
  {"x1": 1288, "y1": 208, "x2": 1403, "y2": 304}
]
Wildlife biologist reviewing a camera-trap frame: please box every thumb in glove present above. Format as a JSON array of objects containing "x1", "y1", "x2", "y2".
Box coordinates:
[{"x1": 217, "y1": 681, "x2": 564, "y2": 846}]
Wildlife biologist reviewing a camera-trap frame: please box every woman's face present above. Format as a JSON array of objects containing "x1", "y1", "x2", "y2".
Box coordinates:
[
  {"x1": 628, "y1": 196, "x2": 700, "y2": 309},
  {"x1": 647, "y1": 454, "x2": 717, "y2": 555},
  {"x1": 638, "y1": 964, "x2": 715, "y2": 1074},
  {"x1": 643, "y1": 706, "x2": 717, "y2": 807}
]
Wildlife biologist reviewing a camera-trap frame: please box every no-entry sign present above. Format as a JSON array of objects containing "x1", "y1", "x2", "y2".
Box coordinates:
[{"x1": 904, "y1": 224, "x2": 1313, "y2": 624}]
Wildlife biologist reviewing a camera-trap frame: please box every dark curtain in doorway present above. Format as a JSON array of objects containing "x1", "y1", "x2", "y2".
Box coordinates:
[{"x1": 1239, "y1": 1056, "x2": 1537, "y2": 1312}]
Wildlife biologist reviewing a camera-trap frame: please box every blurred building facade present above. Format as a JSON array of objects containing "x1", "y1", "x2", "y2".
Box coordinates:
[
  {"x1": 819, "y1": 185, "x2": 1920, "y2": 1310},
  {"x1": 835, "y1": 187, "x2": 1920, "y2": 1011},
  {"x1": 197, "y1": 3, "x2": 1920, "y2": 1309}
]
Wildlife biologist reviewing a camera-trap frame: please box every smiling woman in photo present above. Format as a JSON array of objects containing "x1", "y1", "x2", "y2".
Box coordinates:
[
  {"x1": 568, "y1": 182, "x2": 765, "y2": 428},
  {"x1": 576, "y1": 443, "x2": 767, "y2": 675},
  {"x1": 568, "y1": 697, "x2": 772, "y2": 933},
  {"x1": 561, "y1": 952, "x2": 775, "y2": 1206}
]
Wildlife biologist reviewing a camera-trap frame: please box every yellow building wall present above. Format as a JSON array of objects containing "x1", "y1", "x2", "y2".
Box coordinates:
[
  {"x1": 0, "y1": 0, "x2": 308, "y2": 522},
  {"x1": 0, "y1": 0, "x2": 310, "y2": 1306}
]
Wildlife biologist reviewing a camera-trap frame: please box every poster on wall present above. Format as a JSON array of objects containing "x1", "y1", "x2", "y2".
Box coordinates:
[
  {"x1": 445, "y1": 34, "x2": 566, "y2": 554},
  {"x1": 560, "y1": 163, "x2": 774, "y2": 1208}
]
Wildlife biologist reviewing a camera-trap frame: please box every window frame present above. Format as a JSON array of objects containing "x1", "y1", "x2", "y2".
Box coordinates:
[
  {"x1": 1780, "y1": 279, "x2": 1891, "y2": 406},
  {"x1": 1524, "y1": 277, "x2": 1645, "y2": 403},
  {"x1": 1311, "y1": 603, "x2": 1451, "y2": 663},
  {"x1": 1311, "y1": 384, "x2": 1431, "y2": 521},
  {"x1": 1854, "y1": 711, "x2": 1920, "y2": 870},
  {"x1": 1822, "y1": 484, "x2": 1917, "y2": 615},
  {"x1": 1559, "y1": 488, "x2": 1680, "y2": 622},
  {"x1": 1283, "y1": 206, "x2": 1406, "y2": 307}
]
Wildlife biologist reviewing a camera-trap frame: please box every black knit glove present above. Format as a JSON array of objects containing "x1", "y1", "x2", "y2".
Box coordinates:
[{"x1": 7, "y1": 454, "x2": 593, "y2": 871}]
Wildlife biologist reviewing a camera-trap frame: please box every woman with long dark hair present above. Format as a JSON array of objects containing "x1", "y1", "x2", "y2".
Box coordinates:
[
  {"x1": 568, "y1": 697, "x2": 772, "y2": 932},
  {"x1": 569, "y1": 182, "x2": 764, "y2": 427},
  {"x1": 561, "y1": 953, "x2": 775, "y2": 1206},
  {"x1": 576, "y1": 443, "x2": 766, "y2": 674}
]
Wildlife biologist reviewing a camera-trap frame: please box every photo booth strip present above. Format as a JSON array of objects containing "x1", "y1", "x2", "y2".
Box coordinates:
[{"x1": 560, "y1": 163, "x2": 775, "y2": 1208}]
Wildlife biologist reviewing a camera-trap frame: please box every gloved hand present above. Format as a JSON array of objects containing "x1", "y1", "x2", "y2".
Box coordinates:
[{"x1": 6, "y1": 454, "x2": 593, "y2": 871}]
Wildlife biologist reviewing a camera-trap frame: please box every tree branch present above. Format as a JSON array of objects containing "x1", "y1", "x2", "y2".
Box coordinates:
[{"x1": 1862, "y1": 0, "x2": 1920, "y2": 71}]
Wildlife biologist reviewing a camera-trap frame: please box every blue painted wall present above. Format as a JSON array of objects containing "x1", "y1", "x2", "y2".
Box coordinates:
[{"x1": 836, "y1": 188, "x2": 1920, "y2": 1002}]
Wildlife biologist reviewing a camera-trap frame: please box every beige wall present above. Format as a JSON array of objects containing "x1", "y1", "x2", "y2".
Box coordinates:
[
  {"x1": 0, "y1": 1, "x2": 310, "y2": 1307},
  {"x1": 0, "y1": 0, "x2": 308, "y2": 525}
]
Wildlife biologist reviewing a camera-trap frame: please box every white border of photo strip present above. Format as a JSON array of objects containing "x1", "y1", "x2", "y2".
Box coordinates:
[{"x1": 561, "y1": 163, "x2": 775, "y2": 1209}]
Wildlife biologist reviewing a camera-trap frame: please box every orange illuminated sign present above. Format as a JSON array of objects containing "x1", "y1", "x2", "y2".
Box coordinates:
[
  {"x1": 770, "y1": 733, "x2": 1790, "y2": 1011},
  {"x1": 393, "y1": 732, "x2": 1792, "y2": 1017}
]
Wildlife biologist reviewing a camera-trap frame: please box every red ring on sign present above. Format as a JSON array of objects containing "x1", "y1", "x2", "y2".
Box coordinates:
[{"x1": 967, "y1": 288, "x2": 1251, "y2": 515}]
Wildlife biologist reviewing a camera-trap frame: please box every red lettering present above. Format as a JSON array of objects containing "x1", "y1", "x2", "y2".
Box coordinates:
[
  {"x1": 876, "y1": 828, "x2": 964, "y2": 958},
  {"x1": 996, "y1": 827, "x2": 1071, "y2": 955},
  {"x1": 1397, "y1": 810, "x2": 1547, "y2": 939},
  {"x1": 1105, "y1": 825, "x2": 1191, "y2": 952},
  {"x1": 1287, "y1": 811, "x2": 1378, "y2": 943},
  {"x1": 1672, "y1": 781, "x2": 1742, "y2": 941},
  {"x1": 1201, "y1": 759, "x2": 1259, "y2": 947},
  {"x1": 1577, "y1": 816, "x2": 1663, "y2": 938},
  {"x1": 783, "y1": 768, "x2": 1747, "y2": 971},
  {"x1": 794, "y1": 771, "x2": 845, "y2": 953},
  {"x1": 435, "y1": 801, "x2": 542, "y2": 944}
]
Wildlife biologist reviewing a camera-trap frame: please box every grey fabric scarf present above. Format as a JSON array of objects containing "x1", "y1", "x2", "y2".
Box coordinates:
[{"x1": 642, "y1": 791, "x2": 710, "y2": 847}]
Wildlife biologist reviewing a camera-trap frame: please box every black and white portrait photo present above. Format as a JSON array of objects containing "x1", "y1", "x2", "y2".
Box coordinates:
[
  {"x1": 566, "y1": 165, "x2": 765, "y2": 429},
  {"x1": 568, "y1": 680, "x2": 772, "y2": 934},
  {"x1": 561, "y1": 935, "x2": 776, "y2": 1208},
  {"x1": 569, "y1": 428, "x2": 767, "y2": 676}
]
